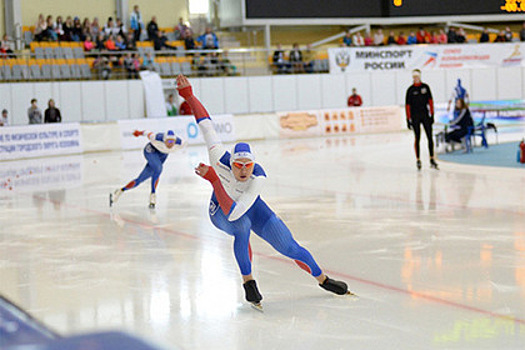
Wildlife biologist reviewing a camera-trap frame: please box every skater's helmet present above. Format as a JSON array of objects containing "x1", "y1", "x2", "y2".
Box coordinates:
[
  {"x1": 231, "y1": 142, "x2": 254, "y2": 163},
  {"x1": 164, "y1": 130, "x2": 176, "y2": 142}
]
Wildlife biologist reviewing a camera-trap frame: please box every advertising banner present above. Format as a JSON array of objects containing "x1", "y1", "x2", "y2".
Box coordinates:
[
  {"x1": 329, "y1": 42, "x2": 525, "y2": 73},
  {"x1": 118, "y1": 115, "x2": 236, "y2": 150},
  {"x1": 0, "y1": 123, "x2": 83, "y2": 161}
]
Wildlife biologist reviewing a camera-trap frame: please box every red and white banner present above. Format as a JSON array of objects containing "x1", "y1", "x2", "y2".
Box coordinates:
[{"x1": 329, "y1": 42, "x2": 525, "y2": 73}]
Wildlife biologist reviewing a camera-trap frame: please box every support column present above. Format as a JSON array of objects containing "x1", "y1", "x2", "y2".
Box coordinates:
[
  {"x1": 4, "y1": 0, "x2": 22, "y2": 49},
  {"x1": 264, "y1": 24, "x2": 271, "y2": 51},
  {"x1": 116, "y1": 0, "x2": 129, "y2": 27}
]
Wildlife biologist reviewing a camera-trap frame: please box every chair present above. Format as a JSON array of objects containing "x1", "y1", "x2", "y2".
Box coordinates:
[
  {"x1": 465, "y1": 115, "x2": 488, "y2": 153},
  {"x1": 159, "y1": 59, "x2": 172, "y2": 76},
  {"x1": 24, "y1": 31, "x2": 33, "y2": 47},
  {"x1": 181, "y1": 60, "x2": 192, "y2": 75},
  {"x1": 29, "y1": 61, "x2": 42, "y2": 80},
  {"x1": 44, "y1": 47, "x2": 55, "y2": 59},
  {"x1": 80, "y1": 63, "x2": 92, "y2": 79},
  {"x1": 2, "y1": 64, "x2": 13, "y2": 81},
  {"x1": 73, "y1": 47, "x2": 85, "y2": 59},
  {"x1": 51, "y1": 62, "x2": 62, "y2": 79},
  {"x1": 60, "y1": 61, "x2": 71, "y2": 79},
  {"x1": 54, "y1": 47, "x2": 64, "y2": 59},
  {"x1": 171, "y1": 61, "x2": 181, "y2": 75},
  {"x1": 34, "y1": 47, "x2": 45, "y2": 59}
]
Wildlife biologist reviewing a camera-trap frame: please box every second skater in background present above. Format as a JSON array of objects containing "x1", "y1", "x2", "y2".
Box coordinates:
[{"x1": 110, "y1": 129, "x2": 185, "y2": 208}]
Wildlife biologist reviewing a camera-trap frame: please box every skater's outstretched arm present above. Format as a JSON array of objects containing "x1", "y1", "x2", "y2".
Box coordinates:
[
  {"x1": 133, "y1": 129, "x2": 185, "y2": 153},
  {"x1": 195, "y1": 163, "x2": 235, "y2": 215},
  {"x1": 176, "y1": 75, "x2": 224, "y2": 164}
]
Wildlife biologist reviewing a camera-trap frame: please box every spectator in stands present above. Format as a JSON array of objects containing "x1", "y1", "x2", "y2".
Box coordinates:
[
  {"x1": 54, "y1": 16, "x2": 65, "y2": 41},
  {"x1": 494, "y1": 30, "x2": 506, "y2": 43},
  {"x1": 521, "y1": 22, "x2": 525, "y2": 42},
  {"x1": 455, "y1": 28, "x2": 466, "y2": 43},
  {"x1": 175, "y1": 17, "x2": 189, "y2": 39},
  {"x1": 105, "y1": 35, "x2": 117, "y2": 51},
  {"x1": 387, "y1": 31, "x2": 396, "y2": 45},
  {"x1": 45, "y1": 16, "x2": 58, "y2": 41},
  {"x1": 94, "y1": 55, "x2": 111, "y2": 79},
  {"x1": 95, "y1": 33, "x2": 106, "y2": 51},
  {"x1": 124, "y1": 53, "x2": 139, "y2": 79},
  {"x1": 447, "y1": 27, "x2": 457, "y2": 43},
  {"x1": 416, "y1": 27, "x2": 430, "y2": 44},
  {"x1": 63, "y1": 16, "x2": 73, "y2": 41},
  {"x1": 91, "y1": 17, "x2": 101, "y2": 39},
  {"x1": 179, "y1": 100, "x2": 191, "y2": 115},
  {"x1": 126, "y1": 32, "x2": 137, "y2": 50},
  {"x1": 166, "y1": 94, "x2": 178, "y2": 116},
  {"x1": 28, "y1": 99, "x2": 42, "y2": 124},
  {"x1": 153, "y1": 30, "x2": 176, "y2": 51},
  {"x1": 72, "y1": 17, "x2": 84, "y2": 42},
  {"x1": 342, "y1": 31, "x2": 352, "y2": 46},
  {"x1": 84, "y1": 35, "x2": 95, "y2": 51},
  {"x1": 115, "y1": 35, "x2": 126, "y2": 50},
  {"x1": 198, "y1": 27, "x2": 219, "y2": 50},
  {"x1": 303, "y1": 44, "x2": 315, "y2": 73},
  {"x1": 143, "y1": 52, "x2": 154, "y2": 70},
  {"x1": 115, "y1": 18, "x2": 127, "y2": 39},
  {"x1": 407, "y1": 32, "x2": 417, "y2": 45},
  {"x1": 130, "y1": 5, "x2": 144, "y2": 42},
  {"x1": 272, "y1": 44, "x2": 287, "y2": 74},
  {"x1": 505, "y1": 26, "x2": 513, "y2": 42},
  {"x1": 444, "y1": 98, "x2": 473, "y2": 145},
  {"x1": 289, "y1": 43, "x2": 303, "y2": 73},
  {"x1": 82, "y1": 18, "x2": 92, "y2": 38},
  {"x1": 44, "y1": 99, "x2": 62, "y2": 123},
  {"x1": 184, "y1": 29, "x2": 196, "y2": 52},
  {"x1": 437, "y1": 29, "x2": 447, "y2": 44},
  {"x1": 0, "y1": 34, "x2": 14, "y2": 56},
  {"x1": 353, "y1": 32, "x2": 364, "y2": 46},
  {"x1": 373, "y1": 29, "x2": 385, "y2": 46},
  {"x1": 34, "y1": 14, "x2": 47, "y2": 41},
  {"x1": 479, "y1": 29, "x2": 490, "y2": 43},
  {"x1": 1, "y1": 109, "x2": 8, "y2": 127},
  {"x1": 218, "y1": 51, "x2": 236, "y2": 75},
  {"x1": 364, "y1": 32, "x2": 373, "y2": 46},
  {"x1": 147, "y1": 16, "x2": 159, "y2": 41},
  {"x1": 429, "y1": 31, "x2": 438, "y2": 44},
  {"x1": 347, "y1": 88, "x2": 363, "y2": 107},
  {"x1": 103, "y1": 17, "x2": 115, "y2": 38},
  {"x1": 396, "y1": 32, "x2": 407, "y2": 45}
]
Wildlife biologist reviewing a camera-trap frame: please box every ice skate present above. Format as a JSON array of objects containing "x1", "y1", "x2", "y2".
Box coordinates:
[
  {"x1": 149, "y1": 193, "x2": 156, "y2": 209},
  {"x1": 243, "y1": 280, "x2": 263, "y2": 311},
  {"x1": 319, "y1": 275, "x2": 355, "y2": 296},
  {"x1": 430, "y1": 159, "x2": 439, "y2": 170},
  {"x1": 109, "y1": 188, "x2": 123, "y2": 207},
  {"x1": 416, "y1": 160, "x2": 422, "y2": 171}
]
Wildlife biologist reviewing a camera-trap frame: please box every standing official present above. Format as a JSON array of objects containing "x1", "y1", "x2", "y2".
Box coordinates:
[{"x1": 405, "y1": 69, "x2": 438, "y2": 170}]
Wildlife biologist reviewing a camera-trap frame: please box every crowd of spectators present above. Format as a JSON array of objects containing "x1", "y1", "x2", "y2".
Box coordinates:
[
  {"x1": 341, "y1": 23, "x2": 525, "y2": 47},
  {"x1": 272, "y1": 43, "x2": 317, "y2": 74}
]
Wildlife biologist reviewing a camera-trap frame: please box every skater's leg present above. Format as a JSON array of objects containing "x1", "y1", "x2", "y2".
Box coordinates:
[
  {"x1": 122, "y1": 164, "x2": 153, "y2": 191},
  {"x1": 255, "y1": 215, "x2": 323, "y2": 279},
  {"x1": 422, "y1": 118, "x2": 435, "y2": 158},
  {"x1": 412, "y1": 119, "x2": 422, "y2": 160}
]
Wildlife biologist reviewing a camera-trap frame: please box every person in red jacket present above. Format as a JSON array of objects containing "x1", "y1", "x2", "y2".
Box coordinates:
[
  {"x1": 347, "y1": 88, "x2": 363, "y2": 107},
  {"x1": 179, "y1": 100, "x2": 192, "y2": 115}
]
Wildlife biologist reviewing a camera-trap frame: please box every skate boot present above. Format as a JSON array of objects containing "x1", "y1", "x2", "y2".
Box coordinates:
[
  {"x1": 430, "y1": 159, "x2": 439, "y2": 170},
  {"x1": 243, "y1": 279, "x2": 263, "y2": 310},
  {"x1": 319, "y1": 275, "x2": 351, "y2": 295},
  {"x1": 109, "y1": 188, "x2": 123, "y2": 207},
  {"x1": 149, "y1": 193, "x2": 156, "y2": 209},
  {"x1": 416, "y1": 160, "x2": 422, "y2": 171}
]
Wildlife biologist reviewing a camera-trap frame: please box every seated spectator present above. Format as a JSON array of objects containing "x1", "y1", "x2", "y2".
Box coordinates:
[
  {"x1": 115, "y1": 35, "x2": 126, "y2": 50},
  {"x1": 44, "y1": 99, "x2": 62, "y2": 123},
  {"x1": 197, "y1": 27, "x2": 219, "y2": 49},
  {"x1": 342, "y1": 31, "x2": 352, "y2": 46},
  {"x1": 437, "y1": 29, "x2": 448, "y2": 44},
  {"x1": 289, "y1": 43, "x2": 303, "y2": 73},
  {"x1": 103, "y1": 17, "x2": 115, "y2": 38},
  {"x1": 521, "y1": 22, "x2": 525, "y2": 42},
  {"x1": 479, "y1": 29, "x2": 490, "y2": 43},
  {"x1": 179, "y1": 100, "x2": 191, "y2": 115},
  {"x1": 175, "y1": 17, "x2": 189, "y2": 40},
  {"x1": 82, "y1": 18, "x2": 92, "y2": 38},
  {"x1": 166, "y1": 94, "x2": 178, "y2": 116},
  {"x1": 184, "y1": 29, "x2": 196, "y2": 52},
  {"x1": 105, "y1": 35, "x2": 117, "y2": 50},
  {"x1": 45, "y1": 16, "x2": 58, "y2": 41},
  {"x1": 353, "y1": 32, "x2": 364, "y2": 46},
  {"x1": 93, "y1": 55, "x2": 111, "y2": 79},
  {"x1": 54, "y1": 16, "x2": 65, "y2": 40},
  {"x1": 28, "y1": 99, "x2": 42, "y2": 124},
  {"x1": 115, "y1": 18, "x2": 127, "y2": 39},
  {"x1": 126, "y1": 32, "x2": 137, "y2": 50},
  {"x1": 218, "y1": 50, "x2": 236, "y2": 75},
  {"x1": 416, "y1": 27, "x2": 430, "y2": 44},
  {"x1": 63, "y1": 16, "x2": 73, "y2": 41},
  {"x1": 95, "y1": 33, "x2": 106, "y2": 50},
  {"x1": 33, "y1": 14, "x2": 47, "y2": 41},
  {"x1": 373, "y1": 29, "x2": 384, "y2": 46},
  {"x1": 396, "y1": 32, "x2": 407, "y2": 45},
  {"x1": 71, "y1": 17, "x2": 84, "y2": 42},
  {"x1": 84, "y1": 35, "x2": 95, "y2": 51},
  {"x1": 272, "y1": 43, "x2": 287, "y2": 74},
  {"x1": 504, "y1": 26, "x2": 513, "y2": 42},
  {"x1": 387, "y1": 31, "x2": 396, "y2": 45},
  {"x1": 124, "y1": 53, "x2": 139, "y2": 79},
  {"x1": 1, "y1": 109, "x2": 8, "y2": 127},
  {"x1": 153, "y1": 30, "x2": 176, "y2": 50},
  {"x1": 407, "y1": 32, "x2": 417, "y2": 45},
  {"x1": 364, "y1": 32, "x2": 373, "y2": 46},
  {"x1": 91, "y1": 17, "x2": 101, "y2": 39},
  {"x1": 142, "y1": 52, "x2": 154, "y2": 70},
  {"x1": 347, "y1": 88, "x2": 362, "y2": 107},
  {"x1": 455, "y1": 28, "x2": 466, "y2": 43},
  {"x1": 447, "y1": 27, "x2": 457, "y2": 43},
  {"x1": 303, "y1": 44, "x2": 315, "y2": 73},
  {"x1": 444, "y1": 98, "x2": 474, "y2": 145},
  {"x1": 0, "y1": 34, "x2": 14, "y2": 57},
  {"x1": 147, "y1": 16, "x2": 159, "y2": 41},
  {"x1": 494, "y1": 30, "x2": 506, "y2": 42}
]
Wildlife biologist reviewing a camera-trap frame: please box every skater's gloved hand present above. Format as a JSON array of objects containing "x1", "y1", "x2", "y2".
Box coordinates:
[
  {"x1": 406, "y1": 119, "x2": 412, "y2": 130},
  {"x1": 430, "y1": 114, "x2": 435, "y2": 125},
  {"x1": 176, "y1": 74, "x2": 193, "y2": 99},
  {"x1": 195, "y1": 163, "x2": 219, "y2": 183},
  {"x1": 133, "y1": 130, "x2": 144, "y2": 137}
]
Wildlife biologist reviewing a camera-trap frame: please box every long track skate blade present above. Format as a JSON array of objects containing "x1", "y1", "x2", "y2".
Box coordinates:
[
  {"x1": 250, "y1": 302, "x2": 263, "y2": 312},
  {"x1": 346, "y1": 291, "x2": 358, "y2": 297},
  {"x1": 109, "y1": 194, "x2": 113, "y2": 207}
]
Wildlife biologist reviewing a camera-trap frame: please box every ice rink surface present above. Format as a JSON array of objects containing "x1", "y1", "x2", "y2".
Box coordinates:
[{"x1": 1, "y1": 130, "x2": 525, "y2": 349}]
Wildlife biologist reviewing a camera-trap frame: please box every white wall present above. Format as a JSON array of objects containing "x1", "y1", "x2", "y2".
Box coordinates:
[{"x1": 2, "y1": 66, "x2": 525, "y2": 125}]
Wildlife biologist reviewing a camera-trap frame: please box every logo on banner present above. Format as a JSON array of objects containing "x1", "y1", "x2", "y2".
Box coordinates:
[
  {"x1": 187, "y1": 122, "x2": 199, "y2": 139},
  {"x1": 335, "y1": 50, "x2": 351, "y2": 72},
  {"x1": 503, "y1": 45, "x2": 523, "y2": 66},
  {"x1": 423, "y1": 52, "x2": 438, "y2": 68}
]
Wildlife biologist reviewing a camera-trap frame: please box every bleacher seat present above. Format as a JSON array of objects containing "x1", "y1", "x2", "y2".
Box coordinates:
[
  {"x1": 70, "y1": 61, "x2": 82, "y2": 79},
  {"x1": 181, "y1": 60, "x2": 192, "y2": 75},
  {"x1": 2, "y1": 63, "x2": 13, "y2": 81},
  {"x1": 44, "y1": 47, "x2": 54, "y2": 59},
  {"x1": 12, "y1": 60, "x2": 30, "y2": 80},
  {"x1": 171, "y1": 61, "x2": 181, "y2": 75},
  {"x1": 80, "y1": 62, "x2": 92, "y2": 79},
  {"x1": 34, "y1": 46, "x2": 45, "y2": 59},
  {"x1": 29, "y1": 60, "x2": 42, "y2": 80},
  {"x1": 73, "y1": 47, "x2": 85, "y2": 59},
  {"x1": 51, "y1": 62, "x2": 61, "y2": 79},
  {"x1": 159, "y1": 59, "x2": 172, "y2": 77},
  {"x1": 59, "y1": 60, "x2": 71, "y2": 79}
]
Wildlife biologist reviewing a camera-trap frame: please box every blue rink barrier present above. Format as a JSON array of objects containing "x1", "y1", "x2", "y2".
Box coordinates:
[{"x1": 1, "y1": 295, "x2": 169, "y2": 350}]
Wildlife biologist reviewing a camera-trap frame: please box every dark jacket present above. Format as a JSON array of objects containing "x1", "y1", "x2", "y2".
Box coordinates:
[{"x1": 44, "y1": 107, "x2": 62, "y2": 123}]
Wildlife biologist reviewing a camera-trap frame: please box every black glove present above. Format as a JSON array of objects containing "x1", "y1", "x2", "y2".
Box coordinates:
[
  {"x1": 406, "y1": 119, "x2": 412, "y2": 130},
  {"x1": 430, "y1": 115, "x2": 435, "y2": 125}
]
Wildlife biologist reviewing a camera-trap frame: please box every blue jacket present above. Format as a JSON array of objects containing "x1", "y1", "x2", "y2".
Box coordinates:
[{"x1": 197, "y1": 32, "x2": 219, "y2": 49}]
